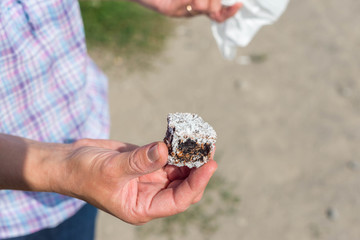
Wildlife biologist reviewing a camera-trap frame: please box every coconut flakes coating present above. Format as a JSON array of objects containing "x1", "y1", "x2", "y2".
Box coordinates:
[{"x1": 163, "y1": 113, "x2": 217, "y2": 168}]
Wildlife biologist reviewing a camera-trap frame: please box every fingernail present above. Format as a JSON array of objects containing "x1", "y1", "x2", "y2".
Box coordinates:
[{"x1": 147, "y1": 143, "x2": 159, "y2": 162}]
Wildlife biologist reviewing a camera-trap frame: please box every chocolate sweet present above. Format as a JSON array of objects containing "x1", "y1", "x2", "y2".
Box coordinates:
[{"x1": 164, "y1": 113, "x2": 217, "y2": 168}]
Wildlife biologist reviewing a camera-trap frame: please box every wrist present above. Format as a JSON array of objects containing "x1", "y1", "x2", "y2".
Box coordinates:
[
  {"x1": 25, "y1": 140, "x2": 72, "y2": 193},
  {"x1": 0, "y1": 134, "x2": 70, "y2": 192}
]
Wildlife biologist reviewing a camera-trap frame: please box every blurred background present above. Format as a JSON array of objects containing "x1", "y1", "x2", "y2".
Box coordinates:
[{"x1": 80, "y1": 0, "x2": 360, "y2": 239}]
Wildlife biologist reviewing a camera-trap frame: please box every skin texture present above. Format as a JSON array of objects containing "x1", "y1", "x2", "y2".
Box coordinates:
[
  {"x1": 0, "y1": 135, "x2": 217, "y2": 225},
  {"x1": 0, "y1": 0, "x2": 226, "y2": 226},
  {"x1": 131, "y1": 0, "x2": 243, "y2": 22}
]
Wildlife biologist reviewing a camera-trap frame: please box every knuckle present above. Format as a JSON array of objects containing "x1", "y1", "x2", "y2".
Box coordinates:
[
  {"x1": 128, "y1": 208, "x2": 151, "y2": 225},
  {"x1": 193, "y1": 197, "x2": 201, "y2": 204},
  {"x1": 128, "y1": 149, "x2": 147, "y2": 174},
  {"x1": 74, "y1": 138, "x2": 94, "y2": 148},
  {"x1": 176, "y1": 203, "x2": 190, "y2": 214},
  {"x1": 192, "y1": 1, "x2": 208, "y2": 11}
]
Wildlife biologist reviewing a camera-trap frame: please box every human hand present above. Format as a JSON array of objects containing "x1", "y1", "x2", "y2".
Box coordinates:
[
  {"x1": 133, "y1": 0, "x2": 242, "y2": 22},
  {"x1": 55, "y1": 139, "x2": 217, "y2": 224}
]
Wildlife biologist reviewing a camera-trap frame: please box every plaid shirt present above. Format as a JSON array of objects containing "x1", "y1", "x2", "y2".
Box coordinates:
[{"x1": 0, "y1": 0, "x2": 109, "y2": 238}]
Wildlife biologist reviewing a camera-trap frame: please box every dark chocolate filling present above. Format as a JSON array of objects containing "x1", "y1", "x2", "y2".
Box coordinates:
[
  {"x1": 176, "y1": 139, "x2": 211, "y2": 163},
  {"x1": 164, "y1": 126, "x2": 212, "y2": 165},
  {"x1": 163, "y1": 127, "x2": 174, "y2": 156}
]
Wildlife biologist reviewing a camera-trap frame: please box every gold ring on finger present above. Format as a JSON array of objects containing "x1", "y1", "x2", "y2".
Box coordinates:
[{"x1": 186, "y1": 5, "x2": 194, "y2": 16}]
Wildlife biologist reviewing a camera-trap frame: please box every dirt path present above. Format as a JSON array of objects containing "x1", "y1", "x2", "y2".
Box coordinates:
[{"x1": 93, "y1": 0, "x2": 360, "y2": 239}]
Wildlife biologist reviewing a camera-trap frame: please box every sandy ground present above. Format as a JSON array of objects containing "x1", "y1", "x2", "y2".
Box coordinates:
[{"x1": 91, "y1": 0, "x2": 360, "y2": 239}]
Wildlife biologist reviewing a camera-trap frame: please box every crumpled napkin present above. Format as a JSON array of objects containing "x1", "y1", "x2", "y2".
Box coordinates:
[{"x1": 211, "y1": 0, "x2": 289, "y2": 59}]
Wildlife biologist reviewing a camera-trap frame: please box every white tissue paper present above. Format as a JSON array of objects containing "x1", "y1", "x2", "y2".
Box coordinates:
[{"x1": 211, "y1": 0, "x2": 289, "y2": 59}]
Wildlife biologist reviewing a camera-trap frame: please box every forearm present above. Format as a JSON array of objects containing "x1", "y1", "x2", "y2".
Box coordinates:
[{"x1": 0, "y1": 134, "x2": 69, "y2": 192}]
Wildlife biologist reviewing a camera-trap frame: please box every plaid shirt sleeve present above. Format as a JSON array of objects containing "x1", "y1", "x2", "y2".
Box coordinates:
[{"x1": 0, "y1": 0, "x2": 110, "y2": 238}]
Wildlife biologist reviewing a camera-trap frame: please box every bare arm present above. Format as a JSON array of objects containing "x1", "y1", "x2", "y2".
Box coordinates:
[
  {"x1": 0, "y1": 134, "x2": 217, "y2": 224},
  {"x1": 0, "y1": 134, "x2": 66, "y2": 191}
]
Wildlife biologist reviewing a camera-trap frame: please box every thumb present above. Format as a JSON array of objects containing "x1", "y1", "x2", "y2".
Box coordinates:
[
  {"x1": 211, "y1": 2, "x2": 242, "y2": 22},
  {"x1": 121, "y1": 142, "x2": 168, "y2": 178}
]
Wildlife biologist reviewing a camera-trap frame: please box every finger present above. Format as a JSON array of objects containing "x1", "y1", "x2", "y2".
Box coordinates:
[
  {"x1": 193, "y1": 189, "x2": 205, "y2": 204},
  {"x1": 162, "y1": 0, "x2": 192, "y2": 17},
  {"x1": 192, "y1": 0, "x2": 210, "y2": 13},
  {"x1": 167, "y1": 179, "x2": 183, "y2": 189},
  {"x1": 165, "y1": 165, "x2": 191, "y2": 181},
  {"x1": 113, "y1": 142, "x2": 139, "y2": 153},
  {"x1": 165, "y1": 145, "x2": 216, "y2": 181},
  {"x1": 209, "y1": 0, "x2": 221, "y2": 15},
  {"x1": 191, "y1": 151, "x2": 215, "y2": 204},
  {"x1": 211, "y1": 144, "x2": 216, "y2": 159},
  {"x1": 172, "y1": 160, "x2": 217, "y2": 209},
  {"x1": 119, "y1": 142, "x2": 168, "y2": 178},
  {"x1": 211, "y1": 2, "x2": 242, "y2": 22},
  {"x1": 222, "y1": 3, "x2": 242, "y2": 19},
  {"x1": 163, "y1": 179, "x2": 205, "y2": 203},
  {"x1": 183, "y1": 3, "x2": 200, "y2": 17},
  {"x1": 75, "y1": 138, "x2": 139, "y2": 152},
  {"x1": 149, "y1": 160, "x2": 217, "y2": 218}
]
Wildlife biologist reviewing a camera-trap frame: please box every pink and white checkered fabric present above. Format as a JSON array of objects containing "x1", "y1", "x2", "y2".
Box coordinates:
[{"x1": 0, "y1": 0, "x2": 109, "y2": 238}]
